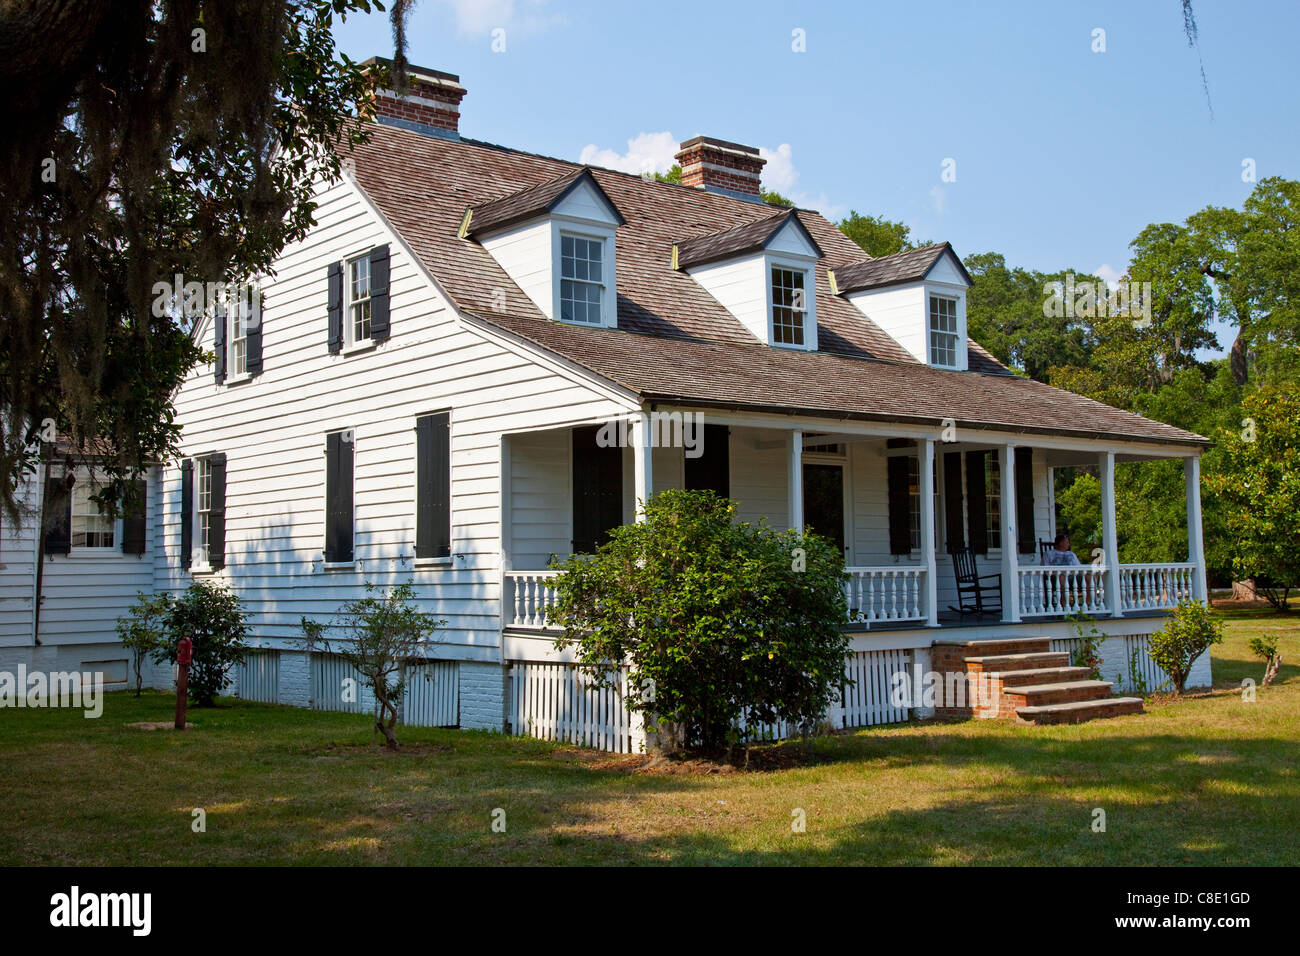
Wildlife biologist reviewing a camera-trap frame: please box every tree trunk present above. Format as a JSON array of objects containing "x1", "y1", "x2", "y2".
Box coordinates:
[
  {"x1": 1262, "y1": 654, "x2": 1281, "y2": 687},
  {"x1": 375, "y1": 697, "x2": 399, "y2": 750},
  {"x1": 1229, "y1": 329, "x2": 1249, "y2": 386}
]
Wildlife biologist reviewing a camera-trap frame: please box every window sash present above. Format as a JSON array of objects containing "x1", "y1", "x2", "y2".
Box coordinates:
[
  {"x1": 929, "y1": 295, "x2": 959, "y2": 366},
  {"x1": 986, "y1": 457, "x2": 1002, "y2": 550},
  {"x1": 196, "y1": 458, "x2": 212, "y2": 563},
  {"x1": 348, "y1": 255, "x2": 373, "y2": 343},
  {"x1": 229, "y1": 302, "x2": 248, "y2": 375},
  {"x1": 560, "y1": 234, "x2": 604, "y2": 324},
  {"x1": 71, "y1": 480, "x2": 115, "y2": 549},
  {"x1": 771, "y1": 267, "x2": 806, "y2": 346},
  {"x1": 905, "y1": 456, "x2": 940, "y2": 552}
]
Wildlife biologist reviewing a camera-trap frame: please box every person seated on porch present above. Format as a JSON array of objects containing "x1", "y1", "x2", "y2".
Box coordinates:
[{"x1": 1044, "y1": 532, "x2": 1082, "y2": 566}]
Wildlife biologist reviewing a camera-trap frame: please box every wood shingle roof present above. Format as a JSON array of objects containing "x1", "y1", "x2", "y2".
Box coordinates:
[{"x1": 345, "y1": 122, "x2": 1206, "y2": 447}]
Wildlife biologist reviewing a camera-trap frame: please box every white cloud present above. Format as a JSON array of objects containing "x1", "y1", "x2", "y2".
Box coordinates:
[
  {"x1": 577, "y1": 134, "x2": 843, "y2": 218},
  {"x1": 431, "y1": 0, "x2": 559, "y2": 37},
  {"x1": 578, "y1": 131, "x2": 679, "y2": 176},
  {"x1": 1093, "y1": 263, "x2": 1124, "y2": 289},
  {"x1": 758, "y1": 143, "x2": 798, "y2": 192}
]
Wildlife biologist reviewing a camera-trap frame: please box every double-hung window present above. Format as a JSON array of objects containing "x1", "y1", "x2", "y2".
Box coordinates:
[
  {"x1": 72, "y1": 479, "x2": 115, "y2": 550},
  {"x1": 985, "y1": 456, "x2": 1001, "y2": 550},
  {"x1": 929, "y1": 295, "x2": 959, "y2": 367},
  {"x1": 196, "y1": 457, "x2": 213, "y2": 564},
  {"x1": 907, "y1": 457, "x2": 921, "y2": 552},
  {"x1": 771, "y1": 267, "x2": 807, "y2": 346},
  {"x1": 559, "y1": 234, "x2": 604, "y2": 324},
  {"x1": 347, "y1": 254, "x2": 373, "y2": 344},
  {"x1": 229, "y1": 299, "x2": 248, "y2": 376},
  {"x1": 906, "y1": 456, "x2": 940, "y2": 552}
]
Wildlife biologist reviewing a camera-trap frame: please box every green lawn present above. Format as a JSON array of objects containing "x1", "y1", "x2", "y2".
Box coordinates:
[{"x1": 2, "y1": 610, "x2": 1297, "y2": 866}]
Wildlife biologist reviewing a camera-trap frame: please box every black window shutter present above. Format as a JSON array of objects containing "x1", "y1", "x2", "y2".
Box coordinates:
[
  {"x1": 572, "y1": 425, "x2": 623, "y2": 554},
  {"x1": 327, "y1": 261, "x2": 344, "y2": 353},
  {"x1": 246, "y1": 293, "x2": 263, "y2": 375},
  {"x1": 966, "y1": 450, "x2": 988, "y2": 554},
  {"x1": 213, "y1": 307, "x2": 227, "y2": 384},
  {"x1": 43, "y1": 474, "x2": 73, "y2": 555},
  {"x1": 886, "y1": 454, "x2": 911, "y2": 555},
  {"x1": 943, "y1": 451, "x2": 965, "y2": 552},
  {"x1": 180, "y1": 459, "x2": 193, "y2": 569},
  {"x1": 1015, "y1": 447, "x2": 1035, "y2": 554},
  {"x1": 325, "y1": 432, "x2": 354, "y2": 562},
  {"x1": 369, "y1": 244, "x2": 391, "y2": 342},
  {"x1": 209, "y1": 454, "x2": 227, "y2": 569},
  {"x1": 684, "y1": 424, "x2": 729, "y2": 499},
  {"x1": 415, "y1": 412, "x2": 451, "y2": 559},
  {"x1": 122, "y1": 478, "x2": 148, "y2": 555}
]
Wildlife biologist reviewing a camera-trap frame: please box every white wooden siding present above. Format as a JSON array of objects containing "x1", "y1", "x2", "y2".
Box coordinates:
[
  {"x1": 1, "y1": 465, "x2": 159, "y2": 649},
  {"x1": 0, "y1": 476, "x2": 39, "y2": 646},
  {"x1": 158, "y1": 172, "x2": 633, "y2": 661},
  {"x1": 507, "y1": 428, "x2": 571, "y2": 570},
  {"x1": 478, "y1": 218, "x2": 553, "y2": 318},
  {"x1": 686, "y1": 254, "x2": 767, "y2": 344},
  {"x1": 846, "y1": 282, "x2": 927, "y2": 364}
]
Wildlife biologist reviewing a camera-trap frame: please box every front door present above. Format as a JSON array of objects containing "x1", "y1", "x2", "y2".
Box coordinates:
[{"x1": 803, "y1": 463, "x2": 846, "y2": 557}]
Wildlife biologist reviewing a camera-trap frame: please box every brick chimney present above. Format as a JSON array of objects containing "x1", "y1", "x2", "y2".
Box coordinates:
[
  {"x1": 363, "y1": 56, "x2": 466, "y2": 139},
  {"x1": 674, "y1": 136, "x2": 766, "y2": 198}
]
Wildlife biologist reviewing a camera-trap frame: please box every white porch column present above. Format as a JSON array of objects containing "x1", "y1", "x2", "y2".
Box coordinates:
[
  {"x1": 788, "y1": 429, "x2": 804, "y2": 531},
  {"x1": 1046, "y1": 465, "x2": 1057, "y2": 538},
  {"x1": 631, "y1": 412, "x2": 653, "y2": 522},
  {"x1": 1185, "y1": 455, "x2": 1208, "y2": 602},
  {"x1": 999, "y1": 444, "x2": 1021, "y2": 623},
  {"x1": 920, "y1": 438, "x2": 939, "y2": 626},
  {"x1": 1100, "y1": 451, "x2": 1122, "y2": 617}
]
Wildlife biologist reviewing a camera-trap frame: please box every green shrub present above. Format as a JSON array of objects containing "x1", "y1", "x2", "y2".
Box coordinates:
[
  {"x1": 150, "y1": 581, "x2": 250, "y2": 706},
  {"x1": 1148, "y1": 600, "x2": 1223, "y2": 695},
  {"x1": 549, "y1": 489, "x2": 849, "y2": 757},
  {"x1": 116, "y1": 591, "x2": 172, "y2": 696},
  {"x1": 299, "y1": 582, "x2": 443, "y2": 750}
]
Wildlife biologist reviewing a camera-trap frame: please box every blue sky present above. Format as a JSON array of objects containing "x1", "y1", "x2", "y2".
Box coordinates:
[{"x1": 334, "y1": 0, "x2": 1300, "y2": 353}]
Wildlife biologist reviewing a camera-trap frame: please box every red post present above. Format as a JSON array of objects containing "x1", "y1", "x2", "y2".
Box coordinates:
[{"x1": 175, "y1": 636, "x2": 192, "y2": 730}]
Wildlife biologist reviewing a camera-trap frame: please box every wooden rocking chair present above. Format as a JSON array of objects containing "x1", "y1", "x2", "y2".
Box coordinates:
[{"x1": 947, "y1": 546, "x2": 1003, "y2": 616}]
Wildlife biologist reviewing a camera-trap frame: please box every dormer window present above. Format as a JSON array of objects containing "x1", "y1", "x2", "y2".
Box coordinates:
[
  {"x1": 929, "y1": 294, "x2": 959, "y2": 368},
  {"x1": 560, "y1": 234, "x2": 605, "y2": 324},
  {"x1": 676, "y1": 209, "x2": 823, "y2": 351},
  {"x1": 834, "y1": 243, "x2": 973, "y2": 370},
  {"x1": 466, "y1": 167, "x2": 625, "y2": 329},
  {"x1": 771, "y1": 266, "x2": 808, "y2": 346},
  {"x1": 347, "y1": 254, "x2": 373, "y2": 344}
]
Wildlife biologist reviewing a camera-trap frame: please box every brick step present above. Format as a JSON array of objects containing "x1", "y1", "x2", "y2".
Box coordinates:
[
  {"x1": 962, "y1": 651, "x2": 1070, "y2": 673},
  {"x1": 993, "y1": 666, "x2": 1094, "y2": 687},
  {"x1": 1015, "y1": 697, "x2": 1144, "y2": 726},
  {"x1": 1002, "y1": 680, "x2": 1114, "y2": 708},
  {"x1": 933, "y1": 637, "x2": 1053, "y2": 658}
]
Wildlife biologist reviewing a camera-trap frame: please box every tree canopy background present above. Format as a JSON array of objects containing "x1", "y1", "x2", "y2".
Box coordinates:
[{"x1": 0, "y1": 0, "x2": 395, "y2": 524}]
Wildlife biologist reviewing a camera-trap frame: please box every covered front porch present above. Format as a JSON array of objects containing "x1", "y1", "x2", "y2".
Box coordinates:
[{"x1": 498, "y1": 409, "x2": 1208, "y2": 635}]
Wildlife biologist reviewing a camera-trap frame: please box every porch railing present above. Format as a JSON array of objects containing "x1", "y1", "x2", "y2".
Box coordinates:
[
  {"x1": 845, "y1": 566, "x2": 926, "y2": 626},
  {"x1": 507, "y1": 566, "x2": 927, "y2": 629},
  {"x1": 1018, "y1": 565, "x2": 1108, "y2": 617},
  {"x1": 505, "y1": 570, "x2": 561, "y2": 629},
  {"x1": 1119, "y1": 562, "x2": 1196, "y2": 612}
]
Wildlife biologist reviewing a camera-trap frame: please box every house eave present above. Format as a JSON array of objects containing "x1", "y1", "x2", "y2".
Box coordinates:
[{"x1": 642, "y1": 395, "x2": 1210, "y2": 450}]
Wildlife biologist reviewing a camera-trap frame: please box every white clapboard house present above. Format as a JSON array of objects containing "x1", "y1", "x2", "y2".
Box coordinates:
[{"x1": 0, "y1": 61, "x2": 1213, "y2": 747}]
